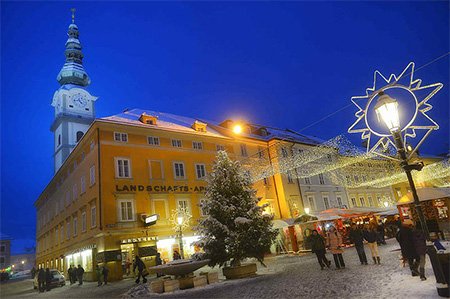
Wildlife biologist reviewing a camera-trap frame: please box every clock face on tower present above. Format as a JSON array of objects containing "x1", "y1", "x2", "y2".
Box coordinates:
[{"x1": 72, "y1": 94, "x2": 88, "y2": 107}]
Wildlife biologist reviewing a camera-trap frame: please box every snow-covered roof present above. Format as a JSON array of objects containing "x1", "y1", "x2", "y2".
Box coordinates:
[{"x1": 100, "y1": 109, "x2": 230, "y2": 139}]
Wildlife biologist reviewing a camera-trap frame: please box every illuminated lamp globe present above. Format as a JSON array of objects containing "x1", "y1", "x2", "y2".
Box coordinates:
[
  {"x1": 304, "y1": 208, "x2": 310, "y2": 214},
  {"x1": 233, "y1": 124, "x2": 243, "y2": 134},
  {"x1": 177, "y1": 216, "x2": 184, "y2": 225},
  {"x1": 384, "y1": 201, "x2": 389, "y2": 207},
  {"x1": 374, "y1": 91, "x2": 400, "y2": 132}
]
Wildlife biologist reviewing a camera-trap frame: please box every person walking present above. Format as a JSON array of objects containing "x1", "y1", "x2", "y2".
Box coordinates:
[
  {"x1": 102, "y1": 266, "x2": 109, "y2": 285},
  {"x1": 413, "y1": 223, "x2": 427, "y2": 281},
  {"x1": 31, "y1": 267, "x2": 36, "y2": 279},
  {"x1": 68, "y1": 265, "x2": 74, "y2": 285},
  {"x1": 76, "y1": 264, "x2": 85, "y2": 285},
  {"x1": 96, "y1": 265, "x2": 103, "y2": 286},
  {"x1": 396, "y1": 219, "x2": 420, "y2": 277},
  {"x1": 364, "y1": 224, "x2": 381, "y2": 265},
  {"x1": 349, "y1": 223, "x2": 368, "y2": 265},
  {"x1": 133, "y1": 256, "x2": 147, "y2": 283},
  {"x1": 377, "y1": 221, "x2": 387, "y2": 245},
  {"x1": 173, "y1": 250, "x2": 181, "y2": 260},
  {"x1": 45, "y1": 268, "x2": 52, "y2": 291},
  {"x1": 326, "y1": 226, "x2": 345, "y2": 270},
  {"x1": 126, "y1": 259, "x2": 131, "y2": 276},
  {"x1": 155, "y1": 252, "x2": 163, "y2": 277},
  {"x1": 37, "y1": 267, "x2": 45, "y2": 293},
  {"x1": 309, "y1": 229, "x2": 331, "y2": 270}
]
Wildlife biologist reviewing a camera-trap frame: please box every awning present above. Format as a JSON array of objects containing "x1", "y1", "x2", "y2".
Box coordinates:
[
  {"x1": 293, "y1": 214, "x2": 319, "y2": 224},
  {"x1": 319, "y1": 207, "x2": 390, "y2": 218},
  {"x1": 272, "y1": 219, "x2": 290, "y2": 229},
  {"x1": 373, "y1": 207, "x2": 399, "y2": 216},
  {"x1": 396, "y1": 188, "x2": 450, "y2": 205}
]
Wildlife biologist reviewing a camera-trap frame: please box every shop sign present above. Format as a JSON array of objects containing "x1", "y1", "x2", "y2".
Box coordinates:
[
  {"x1": 115, "y1": 184, "x2": 205, "y2": 193},
  {"x1": 145, "y1": 214, "x2": 159, "y2": 226},
  {"x1": 121, "y1": 237, "x2": 158, "y2": 244},
  {"x1": 65, "y1": 244, "x2": 96, "y2": 256},
  {"x1": 106, "y1": 224, "x2": 116, "y2": 228}
]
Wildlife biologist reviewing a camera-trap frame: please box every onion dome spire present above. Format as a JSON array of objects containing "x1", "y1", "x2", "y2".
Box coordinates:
[{"x1": 56, "y1": 8, "x2": 91, "y2": 87}]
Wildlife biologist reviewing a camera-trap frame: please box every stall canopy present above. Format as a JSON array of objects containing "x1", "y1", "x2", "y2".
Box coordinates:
[
  {"x1": 293, "y1": 214, "x2": 319, "y2": 224},
  {"x1": 396, "y1": 188, "x2": 450, "y2": 205},
  {"x1": 319, "y1": 207, "x2": 392, "y2": 218},
  {"x1": 272, "y1": 219, "x2": 290, "y2": 229}
]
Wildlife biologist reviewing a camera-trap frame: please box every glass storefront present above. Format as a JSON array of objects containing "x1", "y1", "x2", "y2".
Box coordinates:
[
  {"x1": 65, "y1": 249, "x2": 93, "y2": 272},
  {"x1": 156, "y1": 235, "x2": 200, "y2": 262}
]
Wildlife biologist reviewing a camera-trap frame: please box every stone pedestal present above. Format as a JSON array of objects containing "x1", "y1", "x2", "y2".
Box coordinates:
[
  {"x1": 223, "y1": 263, "x2": 257, "y2": 279},
  {"x1": 164, "y1": 280, "x2": 179, "y2": 292},
  {"x1": 193, "y1": 276, "x2": 207, "y2": 288},
  {"x1": 178, "y1": 277, "x2": 194, "y2": 289},
  {"x1": 200, "y1": 271, "x2": 219, "y2": 284},
  {"x1": 150, "y1": 280, "x2": 164, "y2": 293}
]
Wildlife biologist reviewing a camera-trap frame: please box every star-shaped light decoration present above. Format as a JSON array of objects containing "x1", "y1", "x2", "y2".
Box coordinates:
[
  {"x1": 348, "y1": 62, "x2": 442, "y2": 161},
  {"x1": 170, "y1": 208, "x2": 192, "y2": 232}
]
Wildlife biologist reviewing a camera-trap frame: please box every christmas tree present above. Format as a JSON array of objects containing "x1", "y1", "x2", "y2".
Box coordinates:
[{"x1": 195, "y1": 151, "x2": 277, "y2": 267}]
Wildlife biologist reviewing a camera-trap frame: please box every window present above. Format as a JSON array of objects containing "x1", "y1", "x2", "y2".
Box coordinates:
[
  {"x1": 323, "y1": 196, "x2": 330, "y2": 210},
  {"x1": 199, "y1": 198, "x2": 208, "y2": 217},
  {"x1": 281, "y1": 147, "x2": 288, "y2": 158},
  {"x1": 359, "y1": 197, "x2": 366, "y2": 207},
  {"x1": 307, "y1": 196, "x2": 315, "y2": 211},
  {"x1": 173, "y1": 162, "x2": 186, "y2": 180},
  {"x1": 81, "y1": 151, "x2": 85, "y2": 161},
  {"x1": 287, "y1": 171, "x2": 294, "y2": 183},
  {"x1": 81, "y1": 212, "x2": 86, "y2": 232},
  {"x1": 119, "y1": 201, "x2": 134, "y2": 221},
  {"x1": 368, "y1": 196, "x2": 374, "y2": 207},
  {"x1": 240, "y1": 144, "x2": 248, "y2": 156},
  {"x1": 395, "y1": 188, "x2": 402, "y2": 199},
  {"x1": 305, "y1": 177, "x2": 311, "y2": 184},
  {"x1": 114, "y1": 132, "x2": 128, "y2": 142},
  {"x1": 195, "y1": 163, "x2": 206, "y2": 180},
  {"x1": 55, "y1": 202, "x2": 59, "y2": 216},
  {"x1": 90, "y1": 140, "x2": 95, "y2": 150},
  {"x1": 149, "y1": 160, "x2": 164, "y2": 180},
  {"x1": 73, "y1": 183, "x2": 77, "y2": 200},
  {"x1": 58, "y1": 135, "x2": 61, "y2": 146},
  {"x1": 0, "y1": 245, "x2": 5, "y2": 253},
  {"x1": 81, "y1": 175, "x2": 85, "y2": 193},
  {"x1": 47, "y1": 235, "x2": 49, "y2": 249},
  {"x1": 76, "y1": 131, "x2": 84, "y2": 142},
  {"x1": 60, "y1": 197, "x2": 64, "y2": 212},
  {"x1": 177, "y1": 199, "x2": 189, "y2": 213},
  {"x1": 336, "y1": 196, "x2": 343, "y2": 207},
  {"x1": 351, "y1": 197, "x2": 357, "y2": 207},
  {"x1": 47, "y1": 210, "x2": 51, "y2": 222},
  {"x1": 60, "y1": 227, "x2": 64, "y2": 243},
  {"x1": 216, "y1": 144, "x2": 225, "y2": 151},
  {"x1": 263, "y1": 177, "x2": 270, "y2": 185},
  {"x1": 171, "y1": 139, "x2": 182, "y2": 148},
  {"x1": 192, "y1": 141, "x2": 203, "y2": 150},
  {"x1": 146, "y1": 119, "x2": 155, "y2": 125},
  {"x1": 90, "y1": 165, "x2": 95, "y2": 186},
  {"x1": 318, "y1": 173, "x2": 325, "y2": 185},
  {"x1": 115, "y1": 158, "x2": 132, "y2": 178},
  {"x1": 67, "y1": 222, "x2": 70, "y2": 240},
  {"x1": 91, "y1": 206, "x2": 96, "y2": 228},
  {"x1": 147, "y1": 136, "x2": 160, "y2": 145},
  {"x1": 376, "y1": 196, "x2": 382, "y2": 206},
  {"x1": 298, "y1": 149, "x2": 304, "y2": 155},
  {"x1": 66, "y1": 190, "x2": 70, "y2": 206},
  {"x1": 354, "y1": 175, "x2": 360, "y2": 184},
  {"x1": 55, "y1": 229, "x2": 58, "y2": 246},
  {"x1": 362, "y1": 175, "x2": 367, "y2": 182},
  {"x1": 261, "y1": 129, "x2": 267, "y2": 137},
  {"x1": 73, "y1": 217, "x2": 78, "y2": 236}
]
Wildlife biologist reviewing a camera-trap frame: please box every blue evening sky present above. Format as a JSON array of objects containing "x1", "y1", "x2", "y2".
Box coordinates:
[{"x1": 1, "y1": 1, "x2": 449, "y2": 242}]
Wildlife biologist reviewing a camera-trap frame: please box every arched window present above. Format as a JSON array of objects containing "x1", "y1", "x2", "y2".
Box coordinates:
[
  {"x1": 58, "y1": 135, "x2": 61, "y2": 146},
  {"x1": 76, "y1": 131, "x2": 84, "y2": 142}
]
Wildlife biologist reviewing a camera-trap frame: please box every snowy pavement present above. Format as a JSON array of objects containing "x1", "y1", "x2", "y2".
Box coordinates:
[{"x1": 123, "y1": 238, "x2": 442, "y2": 299}]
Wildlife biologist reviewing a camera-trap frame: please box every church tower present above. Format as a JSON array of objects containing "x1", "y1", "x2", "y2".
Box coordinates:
[{"x1": 51, "y1": 9, "x2": 98, "y2": 173}]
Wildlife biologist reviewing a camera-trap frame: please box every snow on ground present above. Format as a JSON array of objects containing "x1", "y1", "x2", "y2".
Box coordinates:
[{"x1": 123, "y1": 238, "x2": 442, "y2": 299}]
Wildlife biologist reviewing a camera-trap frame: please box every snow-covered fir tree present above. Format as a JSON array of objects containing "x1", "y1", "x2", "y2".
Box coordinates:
[{"x1": 195, "y1": 151, "x2": 277, "y2": 267}]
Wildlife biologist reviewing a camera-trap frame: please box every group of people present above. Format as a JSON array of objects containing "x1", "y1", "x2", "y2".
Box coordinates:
[
  {"x1": 67, "y1": 265, "x2": 85, "y2": 285},
  {"x1": 96, "y1": 265, "x2": 109, "y2": 286},
  {"x1": 36, "y1": 267, "x2": 53, "y2": 293},
  {"x1": 308, "y1": 219, "x2": 428, "y2": 281}
]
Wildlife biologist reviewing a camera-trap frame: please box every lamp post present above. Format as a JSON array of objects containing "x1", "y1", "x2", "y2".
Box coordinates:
[
  {"x1": 177, "y1": 215, "x2": 185, "y2": 259},
  {"x1": 374, "y1": 91, "x2": 447, "y2": 296},
  {"x1": 171, "y1": 208, "x2": 191, "y2": 260}
]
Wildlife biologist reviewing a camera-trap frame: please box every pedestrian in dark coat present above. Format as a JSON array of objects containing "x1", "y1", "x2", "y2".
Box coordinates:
[
  {"x1": 102, "y1": 266, "x2": 109, "y2": 285},
  {"x1": 377, "y1": 222, "x2": 386, "y2": 245},
  {"x1": 133, "y1": 256, "x2": 147, "y2": 283},
  {"x1": 349, "y1": 223, "x2": 368, "y2": 265},
  {"x1": 155, "y1": 252, "x2": 163, "y2": 277},
  {"x1": 363, "y1": 224, "x2": 380, "y2": 264},
  {"x1": 31, "y1": 267, "x2": 36, "y2": 279},
  {"x1": 396, "y1": 219, "x2": 419, "y2": 276},
  {"x1": 413, "y1": 225, "x2": 428, "y2": 281},
  {"x1": 309, "y1": 230, "x2": 331, "y2": 270},
  {"x1": 68, "y1": 265, "x2": 76, "y2": 284},
  {"x1": 173, "y1": 250, "x2": 181, "y2": 260},
  {"x1": 76, "y1": 264, "x2": 84, "y2": 285},
  {"x1": 326, "y1": 226, "x2": 345, "y2": 270},
  {"x1": 37, "y1": 268, "x2": 45, "y2": 293},
  {"x1": 96, "y1": 265, "x2": 103, "y2": 286},
  {"x1": 45, "y1": 268, "x2": 52, "y2": 291}
]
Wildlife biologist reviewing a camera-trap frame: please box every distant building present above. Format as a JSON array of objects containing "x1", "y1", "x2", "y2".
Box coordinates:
[
  {"x1": 10, "y1": 243, "x2": 35, "y2": 273},
  {"x1": 0, "y1": 233, "x2": 13, "y2": 269}
]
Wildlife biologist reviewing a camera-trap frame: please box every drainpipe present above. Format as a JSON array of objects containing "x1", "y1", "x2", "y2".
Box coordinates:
[
  {"x1": 267, "y1": 144, "x2": 283, "y2": 218},
  {"x1": 290, "y1": 143, "x2": 305, "y2": 212},
  {"x1": 97, "y1": 127, "x2": 103, "y2": 230}
]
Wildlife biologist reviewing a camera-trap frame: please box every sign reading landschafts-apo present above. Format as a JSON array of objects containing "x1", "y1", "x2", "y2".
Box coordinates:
[{"x1": 115, "y1": 184, "x2": 206, "y2": 193}]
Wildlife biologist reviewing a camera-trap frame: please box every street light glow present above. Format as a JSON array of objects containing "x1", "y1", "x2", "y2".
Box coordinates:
[
  {"x1": 305, "y1": 208, "x2": 310, "y2": 214},
  {"x1": 233, "y1": 124, "x2": 243, "y2": 134},
  {"x1": 374, "y1": 91, "x2": 400, "y2": 132},
  {"x1": 177, "y1": 216, "x2": 184, "y2": 225},
  {"x1": 384, "y1": 201, "x2": 389, "y2": 207}
]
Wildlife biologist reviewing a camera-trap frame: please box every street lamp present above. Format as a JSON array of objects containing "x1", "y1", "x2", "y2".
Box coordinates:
[
  {"x1": 374, "y1": 91, "x2": 447, "y2": 296},
  {"x1": 170, "y1": 209, "x2": 192, "y2": 260},
  {"x1": 177, "y1": 215, "x2": 185, "y2": 259}
]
